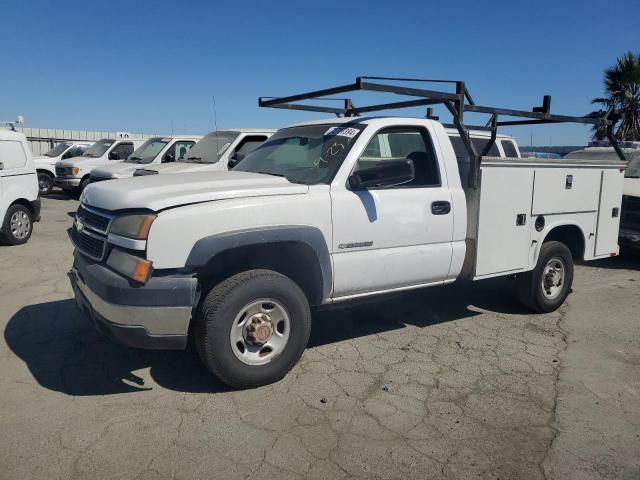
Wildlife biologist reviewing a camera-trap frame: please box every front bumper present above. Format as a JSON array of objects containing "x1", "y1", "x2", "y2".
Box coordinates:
[
  {"x1": 55, "y1": 177, "x2": 81, "y2": 189},
  {"x1": 619, "y1": 228, "x2": 640, "y2": 250},
  {"x1": 69, "y1": 252, "x2": 198, "y2": 350}
]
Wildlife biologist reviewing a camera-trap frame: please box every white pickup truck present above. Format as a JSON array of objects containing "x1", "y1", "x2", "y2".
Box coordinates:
[
  {"x1": 55, "y1": 137, "x2": 146, "y2": 193},
  {"x1": 68, "y1": 78, "x2": 625, "y2": 388},
  {"x1": 34, "y1": 141, "x2": 93, "y2": 195},
  {"x1": 90, "y1": 136, "x2": 201, "y2": 182},
  {"x1": 132, "y1": 129, "x2": 275, "y2": 177}
]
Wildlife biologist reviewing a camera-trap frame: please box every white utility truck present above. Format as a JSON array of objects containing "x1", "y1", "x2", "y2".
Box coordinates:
[
  {"x1": 34, "y1": 141, "x2": 93, "y2": 195},
  {"x1": 55, "y1": 136, "x2": 146, "y2": 193},
  {"x1": 1, "y1": 121, "x2": 40, "y2": 244},
  {"x1": 90, "y1": 136, "x2": 201, "y2": 182},
  {"x1": 68, "y1": 78, "x2": 626, "y2": 388},
  {"x1": 132, "y1": 129, "x2": 275, "y2": 177}
]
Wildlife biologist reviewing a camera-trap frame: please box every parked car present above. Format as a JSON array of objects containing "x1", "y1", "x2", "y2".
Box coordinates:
[
  {"x1": 69, "y1": 111, "x2": 622, "y2": 388},
  {"x1": 90, "y1": 136, "x2": 201, "y2": 182},
  {"x1": 55, "y1": 137, "x2": 145, "y2": 193},
  {"x1": 566, "y1": 146, "x2": 640, "y2": 253},
  {"x1": 132, "y1": 130, "x2": 275, "y2": 176},
  {"x1": 34, "y1": 141, "x2": 93, "y2": 195},
  {"x1": 0, "y1": 128, "x2": 40, "y2": 244}
]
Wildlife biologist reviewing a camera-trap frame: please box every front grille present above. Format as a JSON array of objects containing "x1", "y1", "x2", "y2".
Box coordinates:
[
  {"x1": 56, "y1": 166, "x2": 69, "y2": 176},
  {"x1": 621, "y1": 195, "x2": 640, "y2": 230},
  {"x1": 76, "y1": 205, "x2": 112, "y2": 233},
  {"x1": 72, "y1": 224, "x2": 106, "y2": 260}
]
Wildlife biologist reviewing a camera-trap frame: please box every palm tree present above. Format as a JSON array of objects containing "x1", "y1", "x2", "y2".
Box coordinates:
[{"x1": 590, "y1": 51, "x2": 640, "y2": 141}]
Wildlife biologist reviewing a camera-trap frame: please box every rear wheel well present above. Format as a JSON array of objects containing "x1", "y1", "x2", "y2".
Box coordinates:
[
  {"x1": 197, "y1": 242, "x2": 325, "y2": 306},
  {"x1": 543, "y1": 224, "x2": 585, "y2": 260}
]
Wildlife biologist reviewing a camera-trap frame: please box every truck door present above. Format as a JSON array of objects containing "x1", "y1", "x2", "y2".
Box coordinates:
[{"x1": 331, "y1": 126, "x2": 454, "y2": 297}]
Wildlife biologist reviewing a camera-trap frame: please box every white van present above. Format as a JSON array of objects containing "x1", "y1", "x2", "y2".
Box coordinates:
[
  {"x1": 34, "y1": 141, "x2": 93, "y2": 195},
  {"x1": 55, "y1": 137, "x2": 145, "y2": 192},
  {"x1": 90, "y1": 136, "x2": 201, "y2": 182},
  {"x1": 0, "y1": 128, "x2": 40, "y2": 244},
  {"x1": 133, "y1": 129, "x2": 275, "y2": 176}
]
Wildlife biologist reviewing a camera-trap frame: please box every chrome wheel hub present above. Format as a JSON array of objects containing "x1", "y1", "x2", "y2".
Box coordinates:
[
  {"x1": 10, "y1": 210, "x2": 30, "y2": 239},
  {"x1": 230, "y1": 299, "x2": 290, "y2": 366},
  {"x1": 542, "y1": 257, "x2": 565, "y2": 300}
]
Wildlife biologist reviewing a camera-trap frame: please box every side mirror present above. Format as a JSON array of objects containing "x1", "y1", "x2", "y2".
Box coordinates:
[
  {"x1": 108, "y1": 151, "x2": 120, "y2": 160},
  {"x1": 62, "y1": 151, "x2": 72, "y2": 160},
  {"x1": 348, "y1": 159, "x2": 415, "y2": 190},
  {"x1": 227, "y1": 152, "x2": 245, "y2": 169},
  {"x1": 162, "y1": 154, "x2": 174, "y2": 163}
]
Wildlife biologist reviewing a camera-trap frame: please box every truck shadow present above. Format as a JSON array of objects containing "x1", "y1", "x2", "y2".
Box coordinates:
[
  {"x1": 4, "y1": 277, "x2": 524, "y2": 396},
  {"x1": 577, "y1": 253, "x2": 640, "y2": 270}
]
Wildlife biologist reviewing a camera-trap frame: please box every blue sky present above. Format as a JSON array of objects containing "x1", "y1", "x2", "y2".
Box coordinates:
[{"x1": 1, "y1": 0, "x2": 638, "y2": 146}]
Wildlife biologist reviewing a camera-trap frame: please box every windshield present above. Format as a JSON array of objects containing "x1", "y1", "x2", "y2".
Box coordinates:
[
  {"x1": 45, "y1": 142, "x2": 73, "y2": 157},
  {"x1": 126, "y1": 138, "x2": 169, "y2": 164},
  {"x1": 83, "y1": 139, "x2": 115, "y2": 158},
  {"x1": 180, "y1": 131, "x2": 239, "y2": 163},
  {"x1": 234, "y1": 124, "x2": 365, "y2": 184}
]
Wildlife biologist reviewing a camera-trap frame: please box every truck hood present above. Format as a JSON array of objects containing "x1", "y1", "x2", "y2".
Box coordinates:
[
  {"x1": 624, "y1": 177, "x2": 640, "y2": 197},
  {"x1": 81, "y1": 171, "x2": 309, "y2": 211},
  {"x1": 92, "y1": 162, "x2": 142, "y2": 179},
  {"x1": 134, "y1": 162, "x2": 218, "y2": 175},
  {"x1": 58, "y1": 156, "x2": 110, "y2": 169}
]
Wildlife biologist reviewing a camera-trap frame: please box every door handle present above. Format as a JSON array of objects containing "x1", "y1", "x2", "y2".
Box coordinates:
[{"x1": 431, "y1": 201, "x2": 451, "y2": 215}]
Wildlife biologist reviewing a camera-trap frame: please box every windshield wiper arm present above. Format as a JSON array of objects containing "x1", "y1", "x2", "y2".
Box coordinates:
[{"x1": 255, "y1": 170, "x2": 286, "y2": 178}]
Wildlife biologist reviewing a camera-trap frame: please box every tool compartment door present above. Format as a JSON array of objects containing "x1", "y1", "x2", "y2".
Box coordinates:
[
  {"x1": 532, "y1": 168, "x2": 600, "y2": 215},
  {"x1": 474, "y1": 166, "x2": 534, "y2": 277},
  {"x1": 595, "y1": 169, "x2": 624, "y2": 256}
]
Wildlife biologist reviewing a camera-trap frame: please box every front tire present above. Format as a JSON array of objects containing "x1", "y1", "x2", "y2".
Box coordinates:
[
  {"x1": 37, "y1": 172, "x2": 54, "y2": 195},
  {"x1": 1, "y1": 204, "x2": 34, "y2": 245},
  {"x1": 195, "y1": 269, "x2": 311, "y2": 388},
  {"x1": 79, "y1": 177, "x2": 91, "y2": 194},
  {"x1": 516, "y1": 241, "x2": 574, "y2": 313}
]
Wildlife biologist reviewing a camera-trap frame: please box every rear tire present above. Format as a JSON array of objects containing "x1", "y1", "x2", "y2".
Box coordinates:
[
  {"x1": 516, "y1": 241, "x2": 573, "y2": 313},
  {"x1": 1, "y1": 204, "x2": 33, "y2": 245},
  {"x1": 37, "y1": 172, "x2": 54, "y2": 195},
  {"x1": 195, "y1": 269, "x2": 311, "y2": 389}
]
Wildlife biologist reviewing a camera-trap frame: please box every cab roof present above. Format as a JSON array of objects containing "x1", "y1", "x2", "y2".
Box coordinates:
[{"x1": 287, "y1": 116, "x2": 516, "y2": 140}]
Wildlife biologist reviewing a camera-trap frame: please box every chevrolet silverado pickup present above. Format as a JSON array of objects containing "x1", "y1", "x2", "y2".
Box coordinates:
[{"x1": 68, "y1": 78, "x2": 626, "y2": 388}]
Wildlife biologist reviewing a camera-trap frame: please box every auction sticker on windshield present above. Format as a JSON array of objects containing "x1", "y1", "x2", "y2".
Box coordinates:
[{"x1": 325, "y1": 126, "x2": 360, "y2": 138}]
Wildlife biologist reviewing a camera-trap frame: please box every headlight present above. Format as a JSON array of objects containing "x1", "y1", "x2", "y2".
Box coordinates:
[
  {"x1": 109, "y1": 214, "x2": 157, "y2": 239},
  {"x1": 107, "y1": 248, "x2": 153, "y2": 283},
  {"x1": 71, "y1": 167, "x2": 80, "y2": 175}
]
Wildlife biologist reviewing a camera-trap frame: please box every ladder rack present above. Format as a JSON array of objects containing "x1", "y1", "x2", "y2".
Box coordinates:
[{"x1": 259, "y1": 77, "x2": 624, "y2": 189}]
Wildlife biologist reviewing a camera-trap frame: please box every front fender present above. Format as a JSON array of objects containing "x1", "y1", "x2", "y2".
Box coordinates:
[{"x1": 186, "y1": 225, "x2": 332, "y2": 302}]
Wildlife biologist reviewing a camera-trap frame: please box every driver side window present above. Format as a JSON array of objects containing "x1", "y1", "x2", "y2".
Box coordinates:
[{"x1": 355, "y1": 127, "x2": 441, "y2": 187}]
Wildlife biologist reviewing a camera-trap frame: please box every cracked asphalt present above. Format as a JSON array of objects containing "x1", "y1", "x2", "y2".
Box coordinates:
[{"x1": 1, "y1": 195, "x2": 639, "y2": 480}]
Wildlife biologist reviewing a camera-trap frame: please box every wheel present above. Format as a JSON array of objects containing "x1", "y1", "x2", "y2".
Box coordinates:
[
  {"x1": 195, "y1": 269, "x2": 311, "y2": 388},
  {"x1": 1, "y1": 204, "x2": 34, "y2": 245},
  {"x1": 37, "y1": 172, "x2": 54, "y2": 195},
  {"x1": 516, "y1": 241, "x2": 574, "y2": 313}
]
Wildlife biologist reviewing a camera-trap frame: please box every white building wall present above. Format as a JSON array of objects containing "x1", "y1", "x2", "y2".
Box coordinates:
[{"x1": 17, "y1": 127, "x2": 160, "y2": 155}]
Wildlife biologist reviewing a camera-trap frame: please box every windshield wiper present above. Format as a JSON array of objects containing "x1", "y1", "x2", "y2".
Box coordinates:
[
  {"x1": 185, "y1": 156, "x2": 203, "y2": 163},
  {"x1": 255, "y1": 171, "x2": 286, "y2": 178},
  {"x1": 625, "y1": 175, "x2": 640, "y2": 178},
  {"x1": 128, "y1": 156, "x2": 142, "y2": 163}
]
